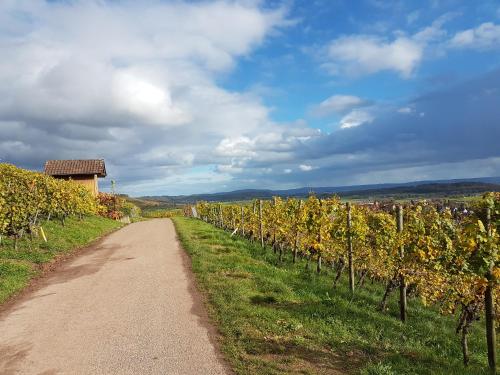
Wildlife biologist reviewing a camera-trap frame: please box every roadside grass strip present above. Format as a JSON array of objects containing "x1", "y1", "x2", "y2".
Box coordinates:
[{"x1": 173, "y1": 216, "x2": 492, "y2": 375}]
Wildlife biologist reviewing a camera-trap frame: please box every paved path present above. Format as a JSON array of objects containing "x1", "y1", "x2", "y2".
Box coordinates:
[{"x1": 0, "y1": 219, "x2": 229, "y2": 375}]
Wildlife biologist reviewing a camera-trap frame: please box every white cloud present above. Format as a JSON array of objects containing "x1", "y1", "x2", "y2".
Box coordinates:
[
  {"x1": 312, "y1": 95, "x2": 370, "y2": 117},
  {"x1": 325, "y1": 35, "x2": 423, "y2": 78},
  {"x1": 284, "y1": 168, "x2": 292, "y2": 174},
  {"x1": 299, "y1": 164, "x2": 315, "y2": 171},
  {"x1": 322, "y1": 13, "x2": 459, "y2": 79},
  {"x1": 213, "y1": 126, "x2": 321, "y2": 173},
  {"x1": 0, "y1": 0, "x2": 290, "y2": 194},
  {"x1": 112, "y1": 72, "x2": 189, "y2": 126},
  {"x1": 449, "y1": 22, "x2": 500, "y2": 50},
  {"x1": 0, "y1": 1, "x2": 285, "y2": 129},
  {"x1": 339, "y1": 110, "x2": 374, "y2": 129},
  {"x1": 216, "y1": 164, "x2": 244, "y2": 174},
  {"x1": 215, "y1": 136, "x2": 257, "y2": 158}
]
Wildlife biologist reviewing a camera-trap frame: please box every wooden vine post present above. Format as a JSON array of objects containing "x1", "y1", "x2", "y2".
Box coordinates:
[
  {"x1": 241, "y1": 206, "x2": 245, "y2": 237},
  {"x1": 219, "y1": 204, "x2": 223, "y2": 228},
  {"x1": 293, "y1": 200, "x2": 303, "y2": 263},
  {"x1": 485, "y1": 207, "x2": 497, "y2": 374},
  {"x1": 272, "y1": 197, "x2": 277, "y2": 253},
  {"x1": 259, "y1": 200, "x2": 264, "y2": 247},
  {"x1": 346, "y1": 202, "x2": 355, "y2": 294},
  {"x1": 317, "y1": 199, "x2": 323, "y2": 274},
  {"x1": 397, "y1": 205, "x2": 407, "y2": 322},
  {"x1": 233, "y1": 207, "x2": 237, "y2": 230}
]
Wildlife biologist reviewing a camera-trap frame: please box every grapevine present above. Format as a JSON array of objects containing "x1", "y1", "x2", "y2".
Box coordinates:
[
  {"x1": 1, "y1": 163, "x2": 99, "y2": 247},
  {"x1": 190, "y1": 193, "x2": 499, "y2": 370}
]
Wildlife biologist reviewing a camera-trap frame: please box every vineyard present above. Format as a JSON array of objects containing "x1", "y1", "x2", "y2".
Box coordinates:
[
  {"x1": 190, "y1": 194, "x2": 499, "y2": 373},
  {"x1": 0, "y1": 163, "x2": 136, "y2": 247},
  {"x1": 0, "y1": 163, "x2": 101, "y2": 246}
]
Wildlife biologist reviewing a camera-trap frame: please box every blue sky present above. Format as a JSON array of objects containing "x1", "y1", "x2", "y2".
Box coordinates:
[
  {"x1": 225, "y1": 0, "x2": 499, "y2": 127},
  {"x1": 0, "y1": 0, "x2": 499, "y2": 195}
]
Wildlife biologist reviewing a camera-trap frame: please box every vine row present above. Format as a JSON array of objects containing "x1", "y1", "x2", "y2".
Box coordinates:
[{"x1": 188, "y1": 193, "x2": 499, "y2": 371}]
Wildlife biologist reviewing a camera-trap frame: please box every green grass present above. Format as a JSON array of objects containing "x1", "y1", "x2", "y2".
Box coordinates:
[
  {"x1": 0, "y1": 215, "x2": 122, "y2": 304},
  {"x1": 173, "y1": 217, "x2": 496, "y2": 375}
]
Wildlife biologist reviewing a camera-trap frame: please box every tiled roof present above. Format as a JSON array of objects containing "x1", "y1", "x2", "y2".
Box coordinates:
[{"x1": 44, "y1": 159, "x2": 107, "y2": 177}]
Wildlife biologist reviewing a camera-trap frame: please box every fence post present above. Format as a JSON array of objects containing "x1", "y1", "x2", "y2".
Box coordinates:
[
  {"x1": 397, "y1": 205, "x2": 407, "y2": 322},
  {"x1": 485, "y1": 207, "x2": 497, "y2": 374},
  {"x1": 346, "y1": 202, "x2": 354, "y2": 294},
  {"x1": 259, "y1": 200, "x2": 264, "y2": 247}
]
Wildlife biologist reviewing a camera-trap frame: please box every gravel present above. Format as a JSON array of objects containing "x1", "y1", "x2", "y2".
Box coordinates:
[{"x1": 0, "y1": 219, "x2": 230, "y2": 375}]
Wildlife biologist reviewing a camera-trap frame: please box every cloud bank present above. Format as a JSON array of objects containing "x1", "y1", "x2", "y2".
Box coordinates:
[
  {"x1": 0, "y1": 1, "x2": 499, "y2": 195},
  {"x1": 0, "y1": 0, "x2": 292, "y2": 194}
]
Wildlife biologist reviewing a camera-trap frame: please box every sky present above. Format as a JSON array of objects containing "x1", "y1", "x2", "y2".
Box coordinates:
[{"x1": 0, "y1": 0, "x2": 499, "y2": 196}]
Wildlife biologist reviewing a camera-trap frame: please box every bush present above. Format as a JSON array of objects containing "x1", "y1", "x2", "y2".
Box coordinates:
[
  {"x1": 121, "y1": 200, "x2": 142, "y2": 219},
  {"x1": 96, "y1": 193, "x2": 124, "y2": 220}
]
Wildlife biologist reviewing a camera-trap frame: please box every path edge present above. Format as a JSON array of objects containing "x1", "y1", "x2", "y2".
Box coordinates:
[{"x1": 171, "y1": 218, "x2": 235, "y2": 375}]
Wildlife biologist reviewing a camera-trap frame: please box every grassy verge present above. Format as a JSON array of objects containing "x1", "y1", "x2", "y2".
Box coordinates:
[
  {"x1": 0, "y1": 215, "x2": 122, "y2": 304},
  {"x1": 173, "y1": 216, "x2": 494, "y2": 375}
]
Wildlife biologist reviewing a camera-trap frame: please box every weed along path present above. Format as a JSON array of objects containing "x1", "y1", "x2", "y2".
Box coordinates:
[{"x1": 0, "y1": 219, "x2": 229, "y2": 375}]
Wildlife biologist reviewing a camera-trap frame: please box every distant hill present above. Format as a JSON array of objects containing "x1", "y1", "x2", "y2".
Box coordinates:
[
  {"x1": 119, "y1": 195, "x2": 179, "y2": 210},
  {"x1": 138, "y1": 176, "x2": 500, "y2": 203}
]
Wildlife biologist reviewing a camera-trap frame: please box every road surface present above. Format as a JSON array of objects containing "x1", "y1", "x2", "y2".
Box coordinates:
[{"x1": 0, "y1": 219, "x2": 230, "y2": 375}]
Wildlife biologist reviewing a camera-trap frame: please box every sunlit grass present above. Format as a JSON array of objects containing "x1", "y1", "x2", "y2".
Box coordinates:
[{"x1": 173, "y1": 216, "x2": 493, "y2": 375}]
